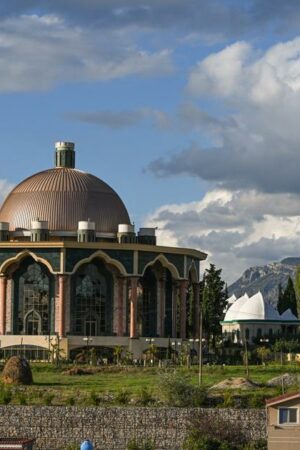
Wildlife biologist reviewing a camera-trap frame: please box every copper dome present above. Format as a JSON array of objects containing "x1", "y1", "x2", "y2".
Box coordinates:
[{"x1": 0, "y1": 167, "x2": 130, "y2": 233}]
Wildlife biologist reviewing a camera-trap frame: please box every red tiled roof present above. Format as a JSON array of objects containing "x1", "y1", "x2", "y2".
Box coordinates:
[{"x1": 266, "y1": 391, "x2": 300, "y2": 406}]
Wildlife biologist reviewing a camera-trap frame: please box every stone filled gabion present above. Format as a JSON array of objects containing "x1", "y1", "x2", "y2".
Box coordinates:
[{"x1": 2, "y1": 356, "x2": 33, "y2": 385}]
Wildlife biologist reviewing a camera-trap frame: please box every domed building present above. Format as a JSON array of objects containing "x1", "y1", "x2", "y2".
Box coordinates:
[
  {"x1": 0, "y1": 142, "x2": 206, "y2": 359},
  {"x1": 221, "y1": 292, "x2": 300, "y2": 344}
]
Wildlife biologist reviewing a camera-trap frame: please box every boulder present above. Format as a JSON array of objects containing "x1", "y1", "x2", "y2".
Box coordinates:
[{"x1": 2, "y1": 356, "x2": 33, "y2": 385}]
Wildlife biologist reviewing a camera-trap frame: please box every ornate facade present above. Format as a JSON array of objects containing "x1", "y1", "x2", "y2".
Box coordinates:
[{"x1": 0, "y1": 142, "x2": 207, "y2": 358}]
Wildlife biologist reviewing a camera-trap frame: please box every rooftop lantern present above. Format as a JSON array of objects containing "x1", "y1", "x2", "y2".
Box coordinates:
[
  {"x1": 77, "y1": 220, "x2": 96, "y2": 243},
  {"x1": 30, "y1": 219, "x2": 49, "y2": 242},
  {"x1": 117, "y1": 223, "x2": 136, "y2": 243},
  {"x1": 55, "y1": 141, "x2": 75, "y2": 168}
]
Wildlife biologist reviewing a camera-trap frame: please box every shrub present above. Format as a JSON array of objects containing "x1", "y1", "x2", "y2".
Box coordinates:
[
  {"x1": 115, "y1": 388, "x2": 131, "y2": 405},
  {"x1": 241, "y1": 440, "x2": 267, "y2": 450},
  {"x1": 44, "y1": 393, "x2": 55, "y2": 405},
  {"x1": 0, "y1": 386, "x2": 12, "y2": 404},
  {"x1": 17, "y1": 392, "x2": 27, "y2": 405},
  {"x1": 2, "y1": 357, "x2": 33, "y2": 385},
  {"x1": 89, "y1": 390, "x2": 100, "y2": 406},
  {"x1": 136, "y1": 388, "x2": 155, "y2": 406},
  {"x1": 219, "y1": 390, "x2": 235, "y2": 408},
  {"x1": 183, "y1": 434, "x2": 232, "y2": 450},
  {"x1": 66, "y1": 396, "x2": 75, "y2": 406},
  {"x1": 183, "y1": 413, "x2": 249, "y2": 449},
  {"x1": 159, "y1": 372, "x2": 207, "y2": 407},
  {"x1": 63, "y1": 444, "x2": 78, "y2": 450},
  {"x1": 247, "y1": 393, "x2": 267, "y2": 409},
  {"x1": 127, "y1": 439, "x2": 155, "y2": 450}
]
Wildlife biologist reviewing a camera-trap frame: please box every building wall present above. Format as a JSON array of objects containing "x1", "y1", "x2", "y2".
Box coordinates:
[
  {"x1": 222, "y1": 322, "x2": 282, "y2": 343},
  {"x1": 268, "y1": 398, "x2": 300, "y2": 449},
  {"x1": 0, "y1": 406, "x2": 266, "y2": 450}
]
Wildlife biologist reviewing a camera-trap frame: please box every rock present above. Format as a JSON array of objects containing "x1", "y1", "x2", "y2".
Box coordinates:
[
  {"x1": 266, "y1": 373, "x2": 298, "y2": 387},
  {"x1": 2, "y1": 356, "x2": 33, "y2": 385},
  {"x1": 210, "y1": 377, "x2": 259, "y2": 390}
]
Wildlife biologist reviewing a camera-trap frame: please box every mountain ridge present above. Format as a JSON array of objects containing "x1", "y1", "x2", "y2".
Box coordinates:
[{"x1": 228, "y1": 258, "x2": 300, "y2": 307}]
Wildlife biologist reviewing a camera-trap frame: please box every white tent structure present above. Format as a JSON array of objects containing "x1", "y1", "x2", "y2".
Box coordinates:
[{"x1": 221, "y1": 291, "x2": 300, "y2": 343}]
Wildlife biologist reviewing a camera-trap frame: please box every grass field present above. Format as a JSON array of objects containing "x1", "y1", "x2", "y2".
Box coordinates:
[{"x1": 1, "y1": 363, "x2": 300, "y2": 406}]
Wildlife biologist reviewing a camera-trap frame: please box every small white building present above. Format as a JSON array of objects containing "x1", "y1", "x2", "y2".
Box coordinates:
[{"x1": 221, "y1": 292, "x2": 300, "y2": 343}]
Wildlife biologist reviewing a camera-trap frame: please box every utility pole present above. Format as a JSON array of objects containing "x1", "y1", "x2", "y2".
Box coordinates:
[
  {"x1": 244, "y1": 331, "x2": 249, "y2": 379},
  {"x1": 199, "y1": 307, "x2": 203, "y2": 386}
]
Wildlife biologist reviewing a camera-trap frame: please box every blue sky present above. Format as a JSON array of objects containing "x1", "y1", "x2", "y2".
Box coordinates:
[{"x1": 2, "y1": 1, "x2": 300, "y2": 282}]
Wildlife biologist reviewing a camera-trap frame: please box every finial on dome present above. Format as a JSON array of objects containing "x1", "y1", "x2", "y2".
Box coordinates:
[{"x1": 55, "y1": 141, "x2": 75, "y2": 168}]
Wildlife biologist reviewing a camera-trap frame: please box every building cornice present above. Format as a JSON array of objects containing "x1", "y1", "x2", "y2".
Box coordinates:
[
  {"x1": 0, "y1": 241, "x2": 207, "y2": 261},
  {"x1": 221, "y1": 319, "x2": 300, "y2": 324}
]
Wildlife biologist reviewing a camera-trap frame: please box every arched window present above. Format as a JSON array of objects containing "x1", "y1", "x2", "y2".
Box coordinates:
[
  {"x1": 257, "y1": 328, "x2": 262, "y2": 338},
  {"x1": 25, "y1": 310, "x2": 41, "y2": 335},
  {"x1": 71, "y1": 263, "x2": 113, "y2": 336},
  {"x1": 15, "y1": 261, "x2": 52, "y2": 335},
  {"x1": 245, "y1": 328, "x2": 250, "y2": 340}
]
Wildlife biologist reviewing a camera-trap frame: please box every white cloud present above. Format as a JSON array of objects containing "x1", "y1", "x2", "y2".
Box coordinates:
[
  {"x1": 0, "y1": 14, "x2": 173, "y2": 92},
  {"x1": 149, "y1": 37, "x2": 300, "y2": 195},
  {"x1": 145, "y1": 189, "x2": 300, "y2": 284},
  {"x1": 187, "y1": 37, "x2": 300, "y2": 103}
]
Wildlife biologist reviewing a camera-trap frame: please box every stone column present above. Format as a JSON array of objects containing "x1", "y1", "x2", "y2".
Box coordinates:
[
  {"x1": 130, "y1": 277, "x2": 138, "y2": 339},
  {"x1": 58, "y1": 275, "x2": 66, "y2": 338},
  {"x1": 117, "y1": 277, "x2": 124, "y2": 337},
  {"x1": 172, "y1": 283, "x2": 178, "y2": 338},
  {"x1": 193, "y1": 283, "x2": 200, "y2": 337},
  {"x1": 0, "y1": 276, "x2": 7, "y2": 335},
  {"x1": 180, "y1": 280, "x2": 188, "y2": 339}
]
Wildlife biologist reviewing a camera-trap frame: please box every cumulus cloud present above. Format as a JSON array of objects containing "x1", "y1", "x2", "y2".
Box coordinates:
[
  {"x1": 145, "y1": 189, "x2": 300, "y2": 283},
  {"x1": 149, "y1": 37, "x2": 300, "y2": 194},
  {"x1": 0, "y1": 14, "x2": 172, "y2": 92}
]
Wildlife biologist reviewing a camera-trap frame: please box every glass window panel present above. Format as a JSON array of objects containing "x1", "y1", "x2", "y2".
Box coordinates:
[
  {"x1": 279, "y1": 409, "x2": 288, "y2": 423},
  {"x1": 289, "y1": 409, "x2": 297, "y2": 423},
  {"x1": 18, "y1": 263, "x2": 50, "y2": 335},
  {"x1": 72, "y1": 263, "x2": 110, "y2": 336},
  {"x1": 279, "y1": 408, "x2": 297, "y2": 424}
]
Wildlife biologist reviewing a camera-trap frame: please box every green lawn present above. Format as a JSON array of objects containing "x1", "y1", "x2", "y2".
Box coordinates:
[{"x1": 1, "y1": 363, "x2": 299, "y2": 406}]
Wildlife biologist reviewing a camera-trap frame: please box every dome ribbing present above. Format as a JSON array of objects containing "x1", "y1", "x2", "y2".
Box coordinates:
[{"x1": 0, "y1": 167, "x2": 130, "y2": 233}]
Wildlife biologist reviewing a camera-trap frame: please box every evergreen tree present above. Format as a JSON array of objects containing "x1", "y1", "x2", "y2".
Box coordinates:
[
  {"x1": 224, "y1": 283, "x2": 229, "y2": 300},
  {"x1": 278, "y1": 277, "x2": 298, "y2": 317},
  {"x1": 200, "y1": 264, "x2": 227, "y2": 348},
  {"x1": 294, "y1": 266, "x2": 300, "y2": 317},
  {"x1": 278, "y1": 283, "x2": 283, "y2": 309}
]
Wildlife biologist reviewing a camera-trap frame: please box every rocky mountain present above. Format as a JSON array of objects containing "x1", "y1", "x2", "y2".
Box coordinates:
[{"x1": 228, "y1": 258, "x2": 300, "y2": 307}]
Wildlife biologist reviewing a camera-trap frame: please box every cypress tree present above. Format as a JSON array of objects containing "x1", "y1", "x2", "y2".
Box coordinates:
[
  {"x1": 200, "y1": 264, "x2": 226, "y2": 348},
  {"x1": 278, "y1": 277, "x2": 298, "y2": 317},
  {"x1": 294, "y1": 266, "x2": 300, "y2": 317},
  {"x1": 277, "y1": 283, "x2": 284, "y2": 312}
]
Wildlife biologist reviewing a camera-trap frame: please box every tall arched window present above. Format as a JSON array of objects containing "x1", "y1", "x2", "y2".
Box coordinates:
[
  {"x1": 138, "y1": 267, "x2": 157, "y2": 337},
  {"x1": 71, "y1": 263, "x2": 113, "y2": 336},
  {"x1": 257, "y1": 328, "x2": 262, "y2": 338},
  {"x1": 15, "y1": 261, "x2": 52, "y2": 335},
  {"x1": 245, "y1": 328, "x2": 250, "y2": 340}
]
